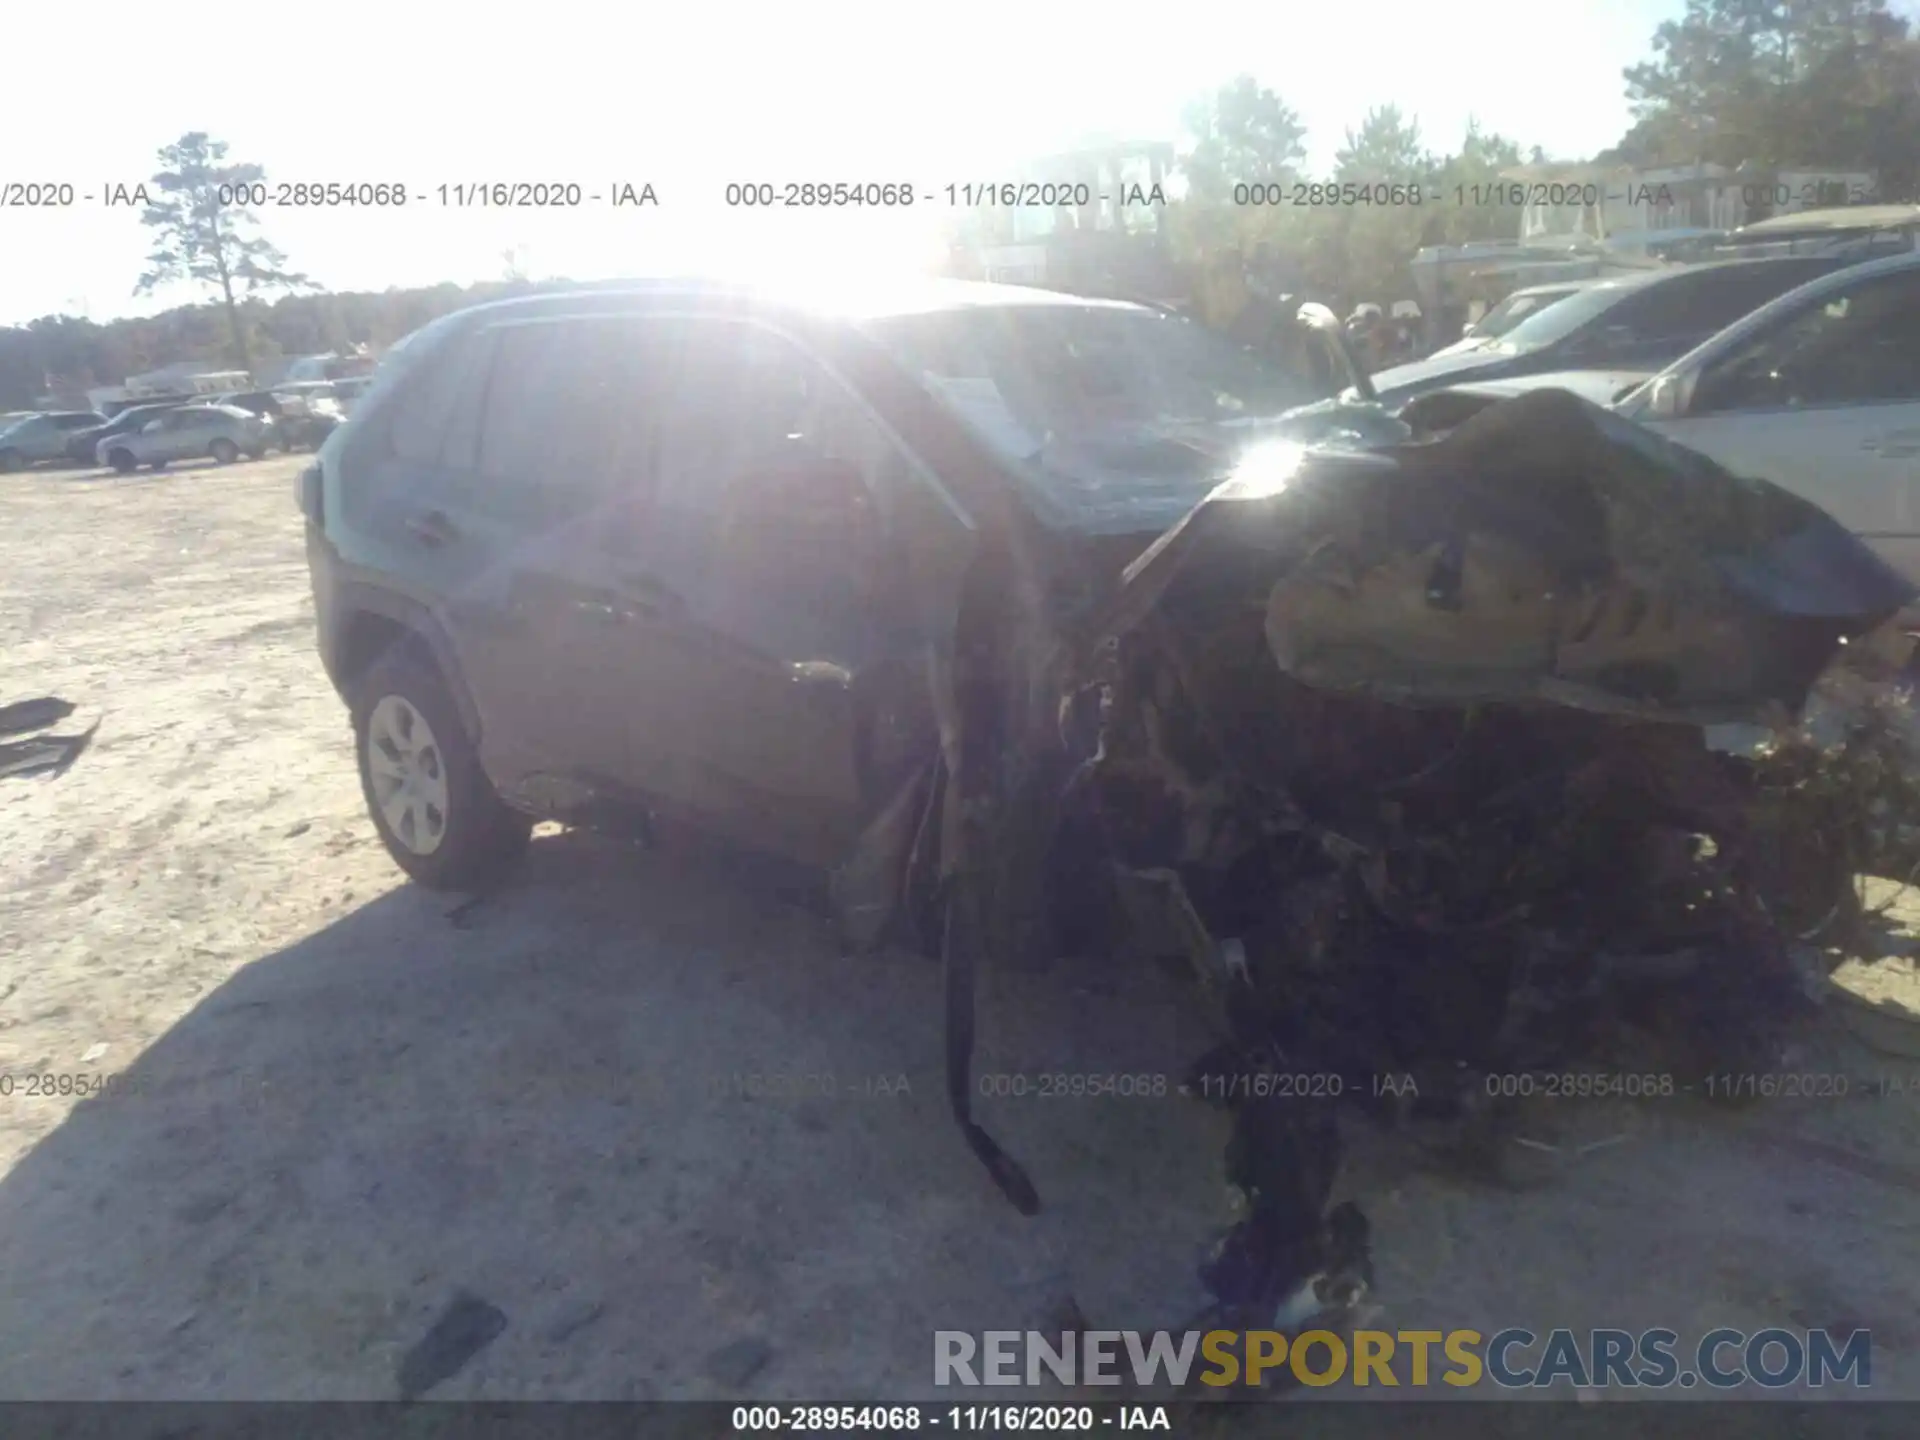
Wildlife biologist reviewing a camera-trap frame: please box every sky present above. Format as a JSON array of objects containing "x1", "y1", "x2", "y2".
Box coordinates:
[{"x1": 0, "y1": 0, "x2": 1689, "y2": 328}]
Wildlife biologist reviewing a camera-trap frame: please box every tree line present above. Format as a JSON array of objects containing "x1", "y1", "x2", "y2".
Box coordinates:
[
  {"x1": 2, "y1": 0, "x2": 1915, "y2": 411},
  {"x1": 1170, "y1": 0, "x2": 1920, "y2": 310}
]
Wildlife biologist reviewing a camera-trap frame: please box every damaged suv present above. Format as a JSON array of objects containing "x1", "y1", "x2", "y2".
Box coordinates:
[
  {"x1": 303, "y1": 279, "x2": 1912, "y2": 1336},
  {"x1": 302, "y1": 279, "x2": 1396, "y2": 895}
]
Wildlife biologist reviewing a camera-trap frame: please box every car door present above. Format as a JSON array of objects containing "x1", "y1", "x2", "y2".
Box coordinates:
[
  {"x1": 9, "y1": 417, "x2": 55, "y2": 460},
  {"x1": 130, "y1": 413, "x2": 173, "y2": 461},
  {"x1": 606, "y1": 315, "x2": 921, "y2": 865},
  {"x1": 409, "y1": 315, "x2": 687, "y2": 809},
  {"x1": 156, "y1": 409, "x2": 206, "y2": 461},
  {"x1": 1648, "y1": 266, "x2": 1920, "y2": 577},
  {"x1": 50, "y1": 412, "x2": 104, "y2": 457}
]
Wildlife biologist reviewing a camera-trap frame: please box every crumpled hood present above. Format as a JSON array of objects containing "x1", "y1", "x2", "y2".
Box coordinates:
[
  {"x1": 1025, "y1": 401, "x2": 1411, "y2": 537},
  {"x1": 1100, "y1": 388, "x2": 1915, "y2": 727}
]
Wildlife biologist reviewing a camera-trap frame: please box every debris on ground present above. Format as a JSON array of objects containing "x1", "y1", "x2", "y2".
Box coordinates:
[
  {"x1": 0, "y1": 696, "x2": 74, "y2": 736},
  {"x1": 396, "y1": 1291, "x2": 509, "y2": 1400},
  {"x1": 0, "y1": 719, "x2": 98, "y2": 781},
  {"x1": 702, "y1": 1336, "x2": 775, "y2": 1389}
]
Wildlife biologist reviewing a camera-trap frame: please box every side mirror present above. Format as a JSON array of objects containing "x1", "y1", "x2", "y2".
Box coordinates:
[{"x1": 1643, "y1": 371, "x2": 1692, "y2": 420}]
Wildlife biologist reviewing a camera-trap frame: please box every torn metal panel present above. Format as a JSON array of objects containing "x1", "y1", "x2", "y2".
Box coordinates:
[{"x1": 1108, "y1": 389, "x2": 1915, "y2": 727}]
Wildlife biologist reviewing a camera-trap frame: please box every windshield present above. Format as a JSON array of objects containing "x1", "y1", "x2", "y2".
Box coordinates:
[
  {"x1": 865, "y1": 304, "x2": 1323, "y2": 463},
  {"x1": 1495, "y1": 280, "x2": 1644, "y2": 354},
  {"x1": 1474, "y1": 287, "x2": 1583, "y2": 340}
]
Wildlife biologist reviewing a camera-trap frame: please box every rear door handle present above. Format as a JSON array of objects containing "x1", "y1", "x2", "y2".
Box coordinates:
[{"x1": 404, "y1": 509, "x2": 459, "y2": 547}]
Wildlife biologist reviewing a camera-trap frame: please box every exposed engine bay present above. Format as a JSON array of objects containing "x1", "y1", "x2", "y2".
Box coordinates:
[{"x1": 844, "y1": 388, "x2": 1918, "y2": 1350}]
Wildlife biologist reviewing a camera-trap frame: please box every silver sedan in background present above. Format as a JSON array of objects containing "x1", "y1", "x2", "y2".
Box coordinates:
[{"x1": 95, "y1": 403, "x2": 278, "y2": 473}]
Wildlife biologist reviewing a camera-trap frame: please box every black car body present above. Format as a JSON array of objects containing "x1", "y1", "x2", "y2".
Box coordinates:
[
  {"x1": 267, "y1": 383, "x2": 349, "y2": 449},
  {"x1": 1363, "y1": 256, "x2": 1856, "y2": 407},
  {"x1": 301, "y1": 278, "x2": 1910, "y2": 1326},
  {"x1": 213, "y1": 390, "x2": 315, "y2": 451},
  {"x1": 212, "y1": 390, "x2": 287, "y2": 420}
]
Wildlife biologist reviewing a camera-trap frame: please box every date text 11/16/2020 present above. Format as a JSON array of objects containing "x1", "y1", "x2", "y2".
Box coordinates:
[
  {"x1": 1234, "y1": 180, "x2": 1681, "y2": 209},
  {"x1": 1232, "y1": 178, "x2": 1883, "y2": 209}
]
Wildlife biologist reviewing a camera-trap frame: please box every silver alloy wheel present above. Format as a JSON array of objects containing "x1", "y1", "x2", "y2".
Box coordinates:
[{"x1": 366, "y1": 694, "x2": 451, "y2": 856}]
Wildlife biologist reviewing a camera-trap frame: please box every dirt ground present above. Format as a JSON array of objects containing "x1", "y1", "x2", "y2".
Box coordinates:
[{"x1": 5, "y1": 455, "x2": 1920, "y2": 1406}]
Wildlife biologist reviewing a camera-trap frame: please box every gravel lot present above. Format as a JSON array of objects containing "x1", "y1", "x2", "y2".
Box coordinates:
[{"x1": 4, "y1": 455, "x2": 1920, "y2": 1404}]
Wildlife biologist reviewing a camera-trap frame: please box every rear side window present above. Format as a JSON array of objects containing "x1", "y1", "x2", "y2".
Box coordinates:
[
  {"x1": 1695, "y1": 268, "x2": 1920, "y2": 412},
  {"x1": 1631, "y1": 263, "x2": 1837, "y2": 342},
  {"x1": 465, "y1": 318, "x2": 664, "y2": 526},
  {"x1": 388, "y1": 328, "x2": 490, "y2": 467}
]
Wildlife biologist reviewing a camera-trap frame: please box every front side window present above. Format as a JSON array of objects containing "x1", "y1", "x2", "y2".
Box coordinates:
[
  {"x1": 1495, "y1": 282, "x2": 1644, "y2": 354},
  {"x1": 1475, "y1": 287, "x2": 1581, "y2": 339},
  {"x1": 1632, "y1": 262, "x2": 1841, "y2": 345},
  {"x1": 639, "y1": 318, "x2": 901, "y2": 606},
  {"x1": 385, "y1": 324, "x2": 492, "y2": 468},
  {"x1": 1692, "y1": 270, "x2": 1920, "y2": 414}
]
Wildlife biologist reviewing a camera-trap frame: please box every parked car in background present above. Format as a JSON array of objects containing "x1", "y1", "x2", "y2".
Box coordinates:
[
  {"x1": 96, "y1": 403, "x2": 277, "y2": 472},
  {"x1": 64, "y1": 401, "x2": 193, "y2": 463},
  {"x1": 1619, "y1": 249, "x2": 1920, "y2": 586},
  {"x1": 329, "y1": 376, "x2": 373, "y2": 414},
  {"x1": 1431, "y1": 279, "x2": 1596, "y2": 358},
  {"x1": 0, "y1": 410, "x2": 111, "y2": 471},
  {"x1": 1397, "y1": 251, "x2": 1920, "y2": 588},
  {"x1": 211, "y1": 390, "x2": 308, "y2": 450},
  {"x1": 1361, "y1": 256, "x2": 1860, "y2": 407},
  {"x1": 271, "y1": 381, "x2": 348, "y2": 448}
]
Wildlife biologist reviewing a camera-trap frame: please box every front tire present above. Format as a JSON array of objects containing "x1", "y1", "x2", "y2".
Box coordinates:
[
  {"x1": 107, "y1": 449, "x2": 137, "y2": 474},
  {"x1": 352, "y1": 648, "x2": 531, "y2": 891},
  {"x1": 210, "y1": 438, "x2": 239, "y2": 464},
  {"x1": 0, "y1": 449, "x2": 21, "y2": 473}
]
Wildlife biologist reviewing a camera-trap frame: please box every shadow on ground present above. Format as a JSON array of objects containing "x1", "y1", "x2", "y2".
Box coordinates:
[{"x1": 0, "y1": 831, "x2": 1230, "y2": 1400}]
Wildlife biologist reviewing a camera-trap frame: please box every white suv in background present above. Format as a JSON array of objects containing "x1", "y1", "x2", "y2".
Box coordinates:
[{"x1": 1619, "y1": 250, "x2": 1920, "y2": 583}]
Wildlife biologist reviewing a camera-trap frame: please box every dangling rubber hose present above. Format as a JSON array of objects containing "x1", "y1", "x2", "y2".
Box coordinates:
[{"x1": 942, "y1": 873, "x2": 1041, "y2": 1216}]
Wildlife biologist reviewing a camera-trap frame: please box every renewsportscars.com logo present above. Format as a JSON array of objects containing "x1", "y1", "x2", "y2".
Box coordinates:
[{"x1": 933, "y1": 1327, "x2": 1872, "y2": 1390}]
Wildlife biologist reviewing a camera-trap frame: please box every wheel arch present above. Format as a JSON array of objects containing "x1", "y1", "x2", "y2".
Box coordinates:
[{"x1": 327, "y1": 585, "x2": 484, "y2": 745}]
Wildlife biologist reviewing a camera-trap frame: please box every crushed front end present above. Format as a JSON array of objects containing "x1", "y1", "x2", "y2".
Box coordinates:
[{"x1": 951, "y1": 388, "x2": 1915, "y2": 1337}]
